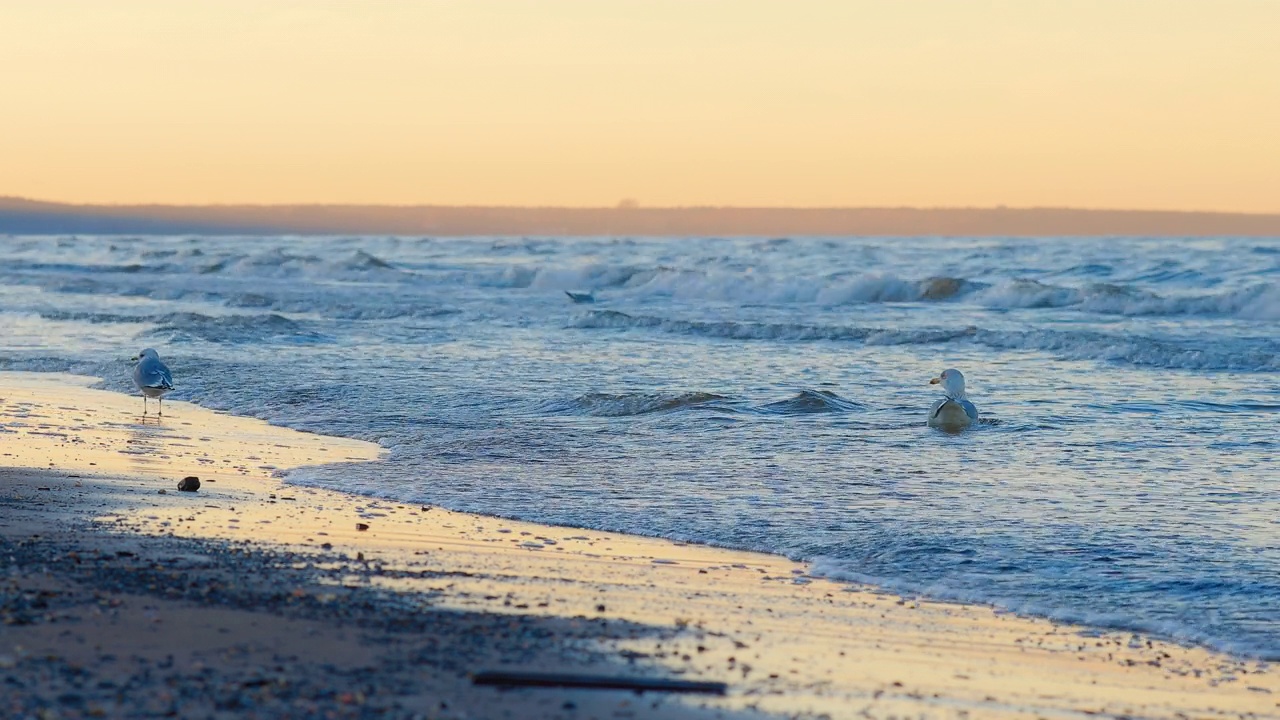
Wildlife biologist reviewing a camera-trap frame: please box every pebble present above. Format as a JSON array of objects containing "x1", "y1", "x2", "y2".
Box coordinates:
[{"x1": 177, "y1": 477, "x2": 201, "y2": 492}]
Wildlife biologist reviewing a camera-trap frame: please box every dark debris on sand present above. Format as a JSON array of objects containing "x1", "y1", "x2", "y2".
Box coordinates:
[{"x1": 0, "y1": 529, "x2": 740, "y2": 720}]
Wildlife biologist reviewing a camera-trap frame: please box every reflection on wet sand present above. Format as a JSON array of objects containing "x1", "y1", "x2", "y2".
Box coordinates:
[
  {"x1": 0, "y1": 371, "x2": 380, "y2": 484},
  {"x1": 121, "y1": 419, "x2": 166, "y2": 471}
]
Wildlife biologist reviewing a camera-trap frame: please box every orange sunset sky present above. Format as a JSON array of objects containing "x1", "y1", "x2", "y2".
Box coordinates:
[{"x1": 2, "y1": 1, "x2": 1278, "y2": 212}]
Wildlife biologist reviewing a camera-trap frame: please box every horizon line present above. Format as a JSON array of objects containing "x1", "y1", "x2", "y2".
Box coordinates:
[
  {"x1": 4, "y1": 195, "x2": 1280, "y2": 217},
  {"x1": 5, "y1": 195, "x2": 1280, "y2": 237}
]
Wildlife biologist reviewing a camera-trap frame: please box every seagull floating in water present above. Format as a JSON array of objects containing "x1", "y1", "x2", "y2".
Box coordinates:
[
  {"x1": 131, "y1": 348, "x2": 174, "y2": 417},
  {"x1": 927, "y1": 368, "x2": 977, "y2": 430}
]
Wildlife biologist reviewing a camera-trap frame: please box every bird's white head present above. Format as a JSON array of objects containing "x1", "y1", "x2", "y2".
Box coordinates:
[
  {"x1": 929, "y1": 368, "x2": 967, "y2": 398},
  {"x1": 133, "y1": 348, "x2": 160, "y2": 362}
]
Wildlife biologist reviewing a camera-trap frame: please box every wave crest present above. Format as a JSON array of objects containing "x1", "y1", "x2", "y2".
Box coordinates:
[
  {"x1": 759, "y1": 389, "x2": 864, "y2": 414},
  {"x1": 569, "y1": 310, "x2": 1278, "y2": 371},
  {"x1": 542, "y1": 391, "x2": 733, "y2": 417},
  {"x1": 489, "y1": 260, "x2": 1279, "y2": 319},
  {"x1": 144, "y1": 312, "x2": 328, "y2": 344}
]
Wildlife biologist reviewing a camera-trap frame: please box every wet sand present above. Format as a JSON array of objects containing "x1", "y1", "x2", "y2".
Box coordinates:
[{"x1": 2, "y1": 371, "x2": 1277, "y2": 719}]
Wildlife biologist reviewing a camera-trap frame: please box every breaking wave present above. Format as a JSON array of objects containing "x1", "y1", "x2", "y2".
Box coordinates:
[
  {"x1": 143, "y1": 312, "x2": 329, "y2": 344},
  {"x1": 972, "y1": 279, "x2": 1280, "y2": 319},
  {"x1": 480, "y1": 261, "x2": 1280, "y2": 319},
  {"x1": 540, "y1": 391, "x2": 735, "y2": 417},
  {"x1": 758, "y1": 389, "x2": 865, "y2": 414},
  {"x1": 570, "y1": 310, "x2": 1279, "y2": 371},
  {"x1": 10, "y1": 236, "x2": 1279, "y2": 320},
  {"x1": 538, "y1": 389, "x2": 868, "y2": 417},
  {"x1": 197, "y1": 248, "x2": 406, "y2": 280}
]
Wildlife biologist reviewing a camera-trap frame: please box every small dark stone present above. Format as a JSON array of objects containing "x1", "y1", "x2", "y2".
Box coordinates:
[
  {"x1": 177, "y1": 476, "x2": 201, "y2": 492},
  {"x1": 355, "y1": 523, "x2": 369, "y2": 531}
]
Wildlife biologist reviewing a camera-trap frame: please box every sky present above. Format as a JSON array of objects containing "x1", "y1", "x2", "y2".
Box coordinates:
[{"x1": 2, "y1": 1, "x2": 1278, "y2": 211}]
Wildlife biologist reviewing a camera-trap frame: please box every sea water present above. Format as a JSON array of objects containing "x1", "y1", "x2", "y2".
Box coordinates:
[{"x1": 0, "y1": 234, "x2": 1276, "y2": 657}]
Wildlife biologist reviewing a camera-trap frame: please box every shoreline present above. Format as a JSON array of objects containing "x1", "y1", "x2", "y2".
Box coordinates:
[{"x1": 2, "y1": 371, "x2": 1277, "y2": 718}]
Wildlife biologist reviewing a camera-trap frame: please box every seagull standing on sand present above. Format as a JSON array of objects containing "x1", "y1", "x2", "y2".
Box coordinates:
[
  {"x1": 927, "y1": 368, "x2": 978, "y2": 430},
  {"x1": 131, "y1": 348, "x2": 174, "y2": 417}
]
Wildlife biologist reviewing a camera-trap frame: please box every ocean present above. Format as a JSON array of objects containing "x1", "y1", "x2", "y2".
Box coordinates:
[{"x1": 1, "y1": 233, "x2": 1277, "y2": 658}]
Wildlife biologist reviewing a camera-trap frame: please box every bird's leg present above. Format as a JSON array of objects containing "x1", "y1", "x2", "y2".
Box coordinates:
[
  {"x1": 142, "y1": 396, "x2": 148, "y2": 416},
  {"x1": 158, "y1": 397, "x2": 163, "y2": 417}
]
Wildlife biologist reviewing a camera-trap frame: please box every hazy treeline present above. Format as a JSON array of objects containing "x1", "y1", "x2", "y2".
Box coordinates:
[{"x1": 3, "y1": 197, "x2": 1279, "y2": 236}]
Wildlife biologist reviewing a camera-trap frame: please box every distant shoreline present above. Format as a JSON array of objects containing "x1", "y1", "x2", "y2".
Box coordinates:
[{"x1": 3, "y1": 196, "x2": 1279, "y2": 237}]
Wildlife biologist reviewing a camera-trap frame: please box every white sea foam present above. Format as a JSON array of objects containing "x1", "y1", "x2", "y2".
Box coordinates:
[
  {"x1": 496, "y1": 262, "x2": 1280, "y2": 319},
  {"x1": 12, "y1": 234, "x2": 1278, "y2": 319},
  {"x1": 569, "y1": 310, "x2": 1278, "y2": 371}
]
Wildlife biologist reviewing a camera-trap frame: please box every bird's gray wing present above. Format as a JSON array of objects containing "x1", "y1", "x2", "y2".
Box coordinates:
[
  {"x1": 156, "y1": 361, "x2": 174, "y2": 388},
  {"x1": 929, "y1": 398, "x2": 947, "y2": 419},
  {"x1": 135, "y1": 358, "x2": 174, "y2": 389},
  {"x1": 930, "y1": 398, "x2": 977, "y2": 421}
]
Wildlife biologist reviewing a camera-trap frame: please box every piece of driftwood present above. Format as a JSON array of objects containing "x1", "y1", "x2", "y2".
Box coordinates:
[{"x1": 471, "y1": 670, "x2": 727, "y2": 695}]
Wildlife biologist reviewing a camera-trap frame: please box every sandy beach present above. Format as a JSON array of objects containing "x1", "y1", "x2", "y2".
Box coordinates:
[{"x1": 2, "y1": 371, "x2": 1277, "y2": 719}]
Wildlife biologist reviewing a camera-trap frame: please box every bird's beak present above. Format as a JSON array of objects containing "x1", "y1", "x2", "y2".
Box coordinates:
[{"x1": 929, "y1": 377, "x2": 940, "y2": 385}]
